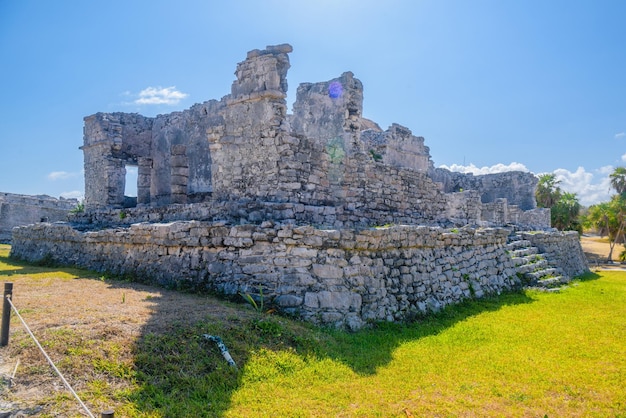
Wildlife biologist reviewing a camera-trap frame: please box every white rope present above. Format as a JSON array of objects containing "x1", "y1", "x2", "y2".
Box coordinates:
[{"x1": 6, "y1": 295, "x2": 95, "y2": 418}]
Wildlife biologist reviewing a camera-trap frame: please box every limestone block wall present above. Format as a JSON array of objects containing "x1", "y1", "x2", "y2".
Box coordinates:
[
  {"x1": 519, "y1": 231, "x2": 589, "y2": 278},
  {"x1": 508, "y1": 206, "x2": 551, "y2": 229},
  {"x1": 0, "y1": 193, "x2": 77, "y2": 243},
  {"x1": 209, "y1": 45, "x2": 291, "y2": 201},
  {"x1": 81, "y1": 113, "x2": 153, "y2": 209},
  {"x1": 444, "y1": 191, "x2": 483, "y2": 225},
  {"x1": 11, "y1": 221, "x2": 521, "y2": 329},
  {"x1": 360, "y1": 123, "x2": 433, "y2": 173},
  {"x1": 69, "y1": 166, "x2": 451, "y2": 229},
  {"x1": 481, "y1": 199, "x2": 550, "y2": 229},
  {"x1": 430, "y1": 167, "x2": 539, "y2": 211}
]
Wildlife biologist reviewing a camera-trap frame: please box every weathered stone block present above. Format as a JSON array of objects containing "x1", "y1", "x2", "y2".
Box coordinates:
[
  {"x1": 275, "y1": 294, "x2": 303, "y2": 308},
  {"x1": 312, "y1": 264, "x2": 344, "y2": 279}
]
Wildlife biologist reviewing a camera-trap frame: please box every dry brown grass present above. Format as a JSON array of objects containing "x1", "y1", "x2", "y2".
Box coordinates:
[{"x1": 0, "y1": 253, "x2": 255, "y2": 416}]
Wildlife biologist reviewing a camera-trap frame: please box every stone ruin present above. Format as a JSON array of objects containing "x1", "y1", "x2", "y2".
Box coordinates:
[
  {"x1": 0, "y1": 193, "x2": 78, "y2": 244},
  {"x1": 77, "y1": 43, "x2": 542, "y2": 228},
  {"x1": 10, "y1": 44, "x2": 588, "y2": 329}
]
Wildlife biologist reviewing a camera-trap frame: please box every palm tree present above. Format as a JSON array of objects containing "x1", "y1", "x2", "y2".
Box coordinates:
[
  {"x1": 535, "y1": 173, "x2": 562, "y2": 208},
  {"x1": 551, "y1": 192, "x2": 581, "y2": 232},
  {"x1": 610, "y1": 167, "x2": 626, "y2": 196}
]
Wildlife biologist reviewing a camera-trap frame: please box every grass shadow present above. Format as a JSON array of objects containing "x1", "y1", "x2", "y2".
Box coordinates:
[
  {"x1": 576, "y1": 271, "x2": 602, "y2": 282},
  {"x1": 312, "y1": 290, "x2": 535, "y2": 375},
  {"x1": 0, "y1": 244, "x2": 102, "y2": 280},
  {"x1": 115, "y1": 281, "x2": 536, "y2": 416}
]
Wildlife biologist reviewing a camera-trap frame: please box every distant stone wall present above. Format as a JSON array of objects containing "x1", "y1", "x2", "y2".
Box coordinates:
[
  {"x1": 520, "y1": 231, "x2": 588, "y2": 278},
  {"x1": 11, "y1": 221, "x2": 521, "y2": 329},
  {"x1": 444, "y1": 191, "x2": 483, "y2": 225},
  {"x1": 430, "y1": 168, "x2": 539, "y2": 211},
  {"x1": 0, "y1": 193, "x2": 77, "y2": 243},
  {"x1": 481, "y1": 199, "x2": 550, "y2": 229}
]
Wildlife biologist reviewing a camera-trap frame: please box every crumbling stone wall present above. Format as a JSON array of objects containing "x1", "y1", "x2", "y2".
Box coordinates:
[
  {"x1": 361, "y1": 123, "x2": 433, "y2": 173},
  {"x1": 11, "y1": 221, "x2": 522, "y2": 329},
  {"x1": 82, "y1": 103, "x2": 219, "y2": 209},
  {"x1": 0, "y1": 193, "x2": 77, "y2": 243},
  {"x1": 80, "y1": 44, "x2": 542, "y2": 229},
  {"x1": 430, "y1": 167, "x2": 539, "y2": 211},
  {"x1": 81, "y1": 113, "x2": 152, "y2": 208},
  {"x1": 481, "y1": 199, "x2": 550, "y2": 229}
]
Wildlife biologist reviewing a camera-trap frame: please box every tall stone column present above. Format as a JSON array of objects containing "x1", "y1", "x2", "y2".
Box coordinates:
[
  {"x1": 107, "y1": 158, "x2": 126, "y2": 208},
  {"x1": 81, "y1": 113, "x2": 132, "y2": 210},
  {"x1": 137, "y1": 157, "x2": 152, "y2": 206},
  {"x1": 170, "y1": 145, "x2": 188, "y2": 204}
]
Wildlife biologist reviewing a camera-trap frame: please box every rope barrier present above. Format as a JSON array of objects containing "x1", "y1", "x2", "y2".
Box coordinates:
[{"x1": 5, "y1": 295, "x2": 96, "y2": 418}]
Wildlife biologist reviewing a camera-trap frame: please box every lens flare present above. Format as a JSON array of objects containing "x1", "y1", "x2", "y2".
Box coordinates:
[{"x1": 328, "y1": 81, "x2": 343, "y2": 99}]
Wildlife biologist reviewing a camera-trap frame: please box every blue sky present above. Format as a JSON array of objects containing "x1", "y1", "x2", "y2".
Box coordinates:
[{"x1": 1, "y1": 0, "x2": 624, "y2": 206}]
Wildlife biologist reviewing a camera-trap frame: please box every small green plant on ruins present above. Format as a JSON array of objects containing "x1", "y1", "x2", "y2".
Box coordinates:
[
  {"x1": 369, "y1": 149, "x2": 383, "y2": 162},
  {"x1": 240, "y1": 285, "x2": 274, "y2": 314},
  {"x1": 69, "y1": 201, "x2": 84, "y2": 214}
]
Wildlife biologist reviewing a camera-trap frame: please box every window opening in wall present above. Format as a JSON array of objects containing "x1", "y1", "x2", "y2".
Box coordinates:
[{"x1": 124, "y1": 164, "x2": 138, "y2": 208}]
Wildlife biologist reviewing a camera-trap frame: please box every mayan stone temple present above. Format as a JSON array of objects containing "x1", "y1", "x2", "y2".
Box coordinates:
[{"x1": 11, "y1": 44, "x2": 588, "y2": 329}]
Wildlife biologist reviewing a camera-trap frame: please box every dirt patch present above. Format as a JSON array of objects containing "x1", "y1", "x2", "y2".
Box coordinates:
[
  {"x1": 0, "y1": 273, "x2": 254, "y2": 415},
  {"x1": 580, "y1": 234, "x2": 625, "y2": 268}
]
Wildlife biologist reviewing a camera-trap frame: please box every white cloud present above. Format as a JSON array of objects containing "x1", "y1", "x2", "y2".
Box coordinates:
[
  {"x1": 60, "y1": 190, "x2": 84, "y2": 200},
  {"x1": 615, "y1": 132, "x2": 625, "y2": 139},
  {"x1": 134, "y1": 86, "x2": 188, "y2": 105},
  {"x1": 47, "y1": 171, "x2": 80, "y2": 181},
  {"x1": 439, "y1": 162, "x2": 529, "y2": 175},
  {"x1": 552, "y1": 166, "x2": 613, "y2": 206}
]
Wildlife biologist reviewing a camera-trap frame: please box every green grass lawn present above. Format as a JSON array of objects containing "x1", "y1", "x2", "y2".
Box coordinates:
[
  {"x1": 223, "y1": 274, "x2": 626, "y2": 417},
  {"x1": 1, "y1": 243, "x2": 625, "y2": 417}
]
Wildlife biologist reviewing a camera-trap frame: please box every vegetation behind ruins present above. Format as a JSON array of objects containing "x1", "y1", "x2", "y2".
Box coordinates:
[{"x1": 1, "y1": 244, "x2": 624, "y2": 417}]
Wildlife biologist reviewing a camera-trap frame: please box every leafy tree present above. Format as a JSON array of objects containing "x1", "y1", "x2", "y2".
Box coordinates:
[
  {"x1": 582, "y1": 167, "x2": 626, "y2": 262},
  {"x1": 535, "y1": 173, "x2": 580, "y2": 232},
  {"x1": 583, "y1": 197, "x2": 625, "y2": 262},
  {"x1": 583, "y1": 202, "x2": 613, "y2": 237},
  {"x1": 535, "y1": 173, "x2": 562, "y2": 208},
  {"x1": 551, "y1": 192, "x2": 582, "y2": 233}
]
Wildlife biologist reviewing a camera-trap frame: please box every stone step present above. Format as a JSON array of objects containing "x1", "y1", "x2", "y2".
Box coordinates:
[
  {"x1": 528, "y1": 259, "x2": 548, "y2": 269},
  {"x1": 506, "y1": 239, "x2": 532, "y2": 250},
  {"x1": 509, "y1": 247, "x2": 538, "y2": 258},
  {"x1": 512, "y1": 254, "x2": 546, "y2": 267},
  {"x1": 516, "y1": 260, "x2": 549, "y2": 274},
  {"x1": 536, "y1": 276, "x2": 566, "y2": 288},
  {"x1": 525, "y1": 267, "x2": 559, "y2": 281},
  {"x1": 507, "y1": 233, "x2": 572, "y2": 292}
]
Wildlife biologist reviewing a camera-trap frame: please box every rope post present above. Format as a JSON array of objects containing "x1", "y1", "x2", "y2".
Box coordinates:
[
  {"x1": 1, "y1": 282, "x2": 12, "y2": 347},
  {"x1": 101, "y1": 410, "x2": 114, "y2": 418}
]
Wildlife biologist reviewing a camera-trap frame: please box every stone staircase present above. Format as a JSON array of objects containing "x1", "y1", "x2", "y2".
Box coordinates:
[{"x1": 507, "y1": 233, "x2": 570, "y2": 292}]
